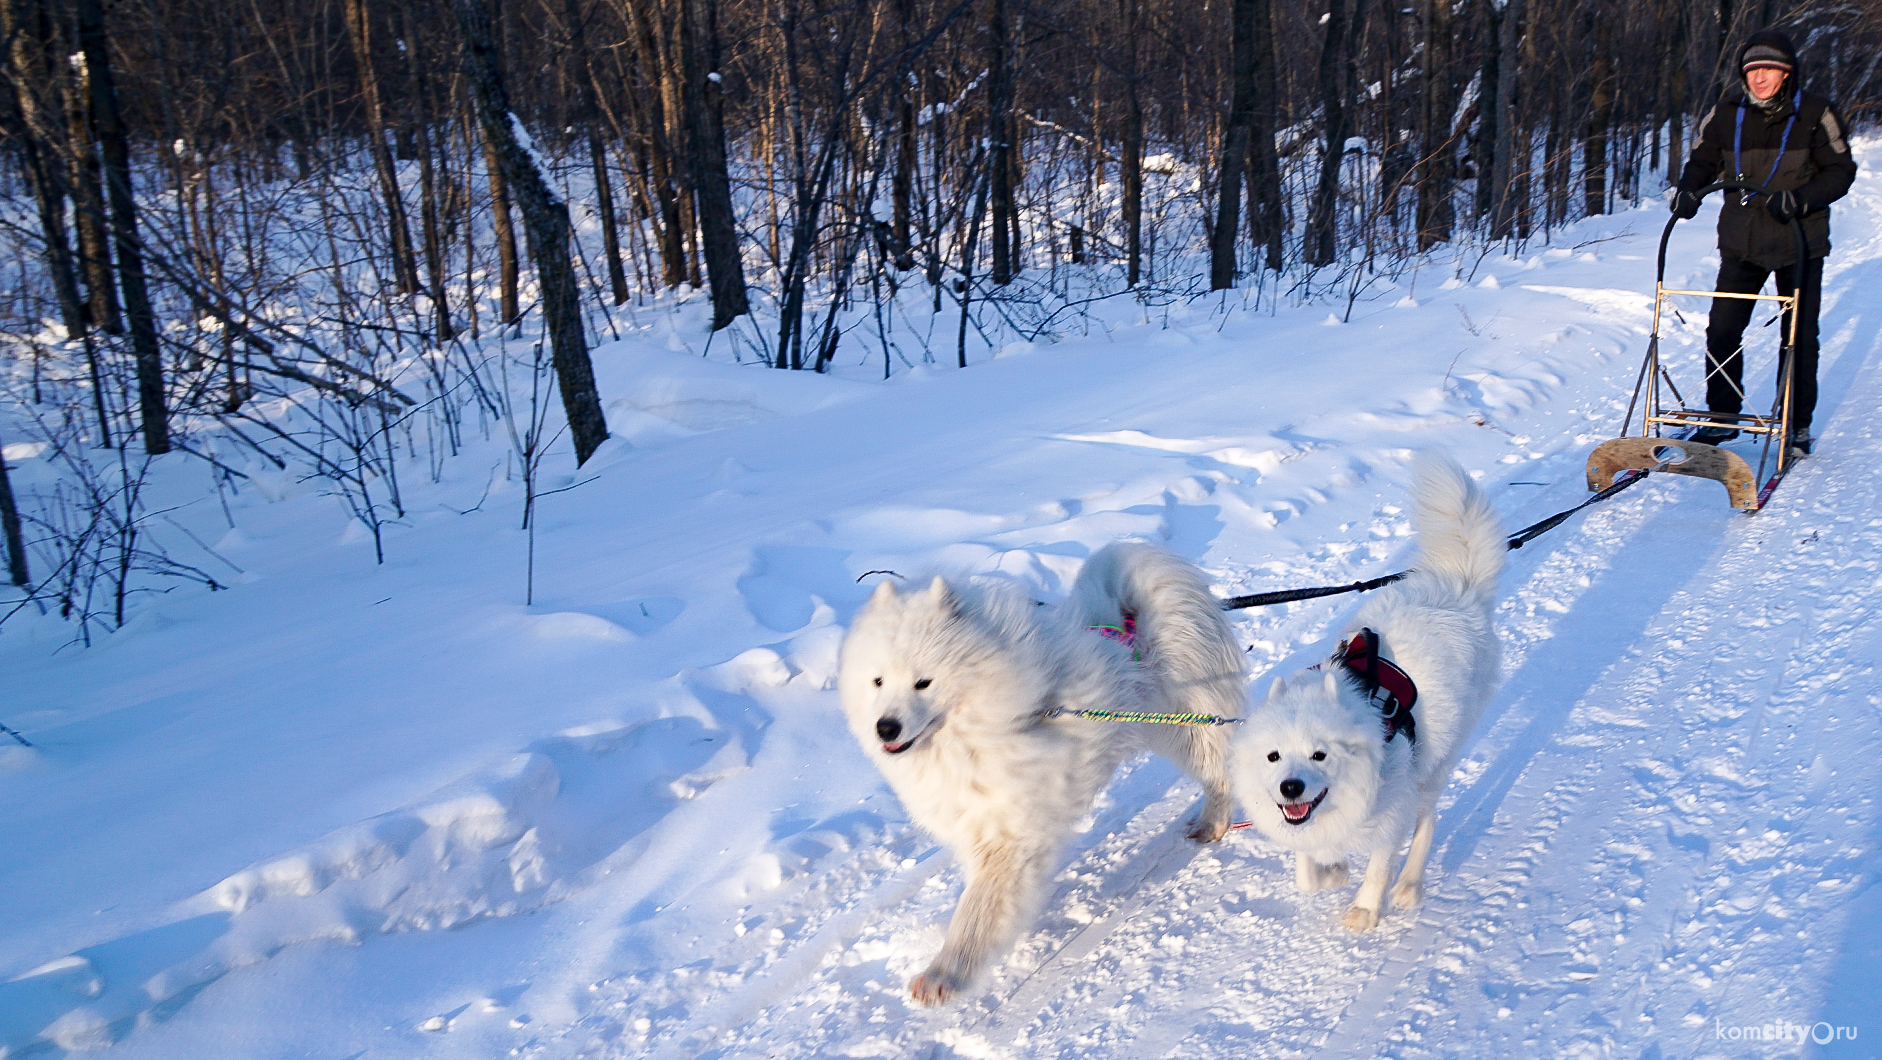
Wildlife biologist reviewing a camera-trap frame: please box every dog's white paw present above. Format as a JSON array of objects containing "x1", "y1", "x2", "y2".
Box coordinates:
[
  {"x1": 1391, "y1": 878, "x2": 1424, "y2": 910},
  {"x1": 1187, "y1": 816, "x2": 1230, "y2": 844},
  {"x1": 909, "y1": 965, "x2": 969, "y2": 1006},
  {"x1": 1296, "y1": 857, "x2": 1349, "y2": 894},
  {"x1": 1187, "y1": 791, "x2": 1233, "y2": 843},
  {"x1": 1341, "y1": 905, "x2": 1380, "y2": 932}
]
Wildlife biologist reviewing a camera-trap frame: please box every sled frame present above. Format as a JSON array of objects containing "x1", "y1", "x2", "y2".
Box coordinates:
[{"x1": 1586, "y1": 180, "x2": 1807, "y2": 512}]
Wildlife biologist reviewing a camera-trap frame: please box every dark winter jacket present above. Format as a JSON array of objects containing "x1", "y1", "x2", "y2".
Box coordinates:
[{"x1": 1677, "y1": 30, "x2": 1857, "y2": 270}]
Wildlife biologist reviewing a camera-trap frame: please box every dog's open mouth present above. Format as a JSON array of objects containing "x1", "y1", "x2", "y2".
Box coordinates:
[
  {"x1": 1278, "y1": 789, "x2": 1329, "y2": 826},
  {"x1": 882, "y1": 718, "x2": 940, "y2": 755}
]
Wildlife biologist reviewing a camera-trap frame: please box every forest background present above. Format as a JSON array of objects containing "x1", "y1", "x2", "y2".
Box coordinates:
[{"x1": 2, "y1": 0, "x2": 1881, "y2": 636}]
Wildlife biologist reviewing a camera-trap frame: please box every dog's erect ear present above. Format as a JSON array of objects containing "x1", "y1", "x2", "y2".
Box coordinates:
[
  {"x1": 926, "y1": 575, "x2": 963, "y2": 617},
  {"x1": 1266, "y1": 676, "x2": 1288, "y2": 702},
  {"x1": 868, "y1": 579, "x2": 900, "y2": 605},
  {"x1": 1337, "y1": 738, "x2": 1373, "y2": 759},
  {"x1": 1323, "y1": 670, "x2": 1341, "y2": 696}
]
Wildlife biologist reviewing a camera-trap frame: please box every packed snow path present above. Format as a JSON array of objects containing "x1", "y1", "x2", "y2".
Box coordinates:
[{"x1": 4, "y1": 153, "x2": 1881, "y2": 1059}]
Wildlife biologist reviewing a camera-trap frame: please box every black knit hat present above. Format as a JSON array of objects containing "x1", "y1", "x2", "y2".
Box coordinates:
[
  {"x1": 1739, "y1": 31, "x2": 1799, "y2": 74},
  {"x1": 1743, "y1": 45, "x2": 1793, "y2": 72}
]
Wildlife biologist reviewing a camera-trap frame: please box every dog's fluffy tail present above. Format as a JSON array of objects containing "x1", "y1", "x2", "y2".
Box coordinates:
[
  {"x1": 1068, "y1": 542, "x2": 1245, "y2": 720},
  {"x1": 1408, "y1": 450, "x2": 1505, "y2": 606}
]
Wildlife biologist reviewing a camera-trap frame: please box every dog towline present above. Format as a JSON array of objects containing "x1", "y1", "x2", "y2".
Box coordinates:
[{"x1": 1045, "y1": 627, "x2": 1421, "y2": 739}]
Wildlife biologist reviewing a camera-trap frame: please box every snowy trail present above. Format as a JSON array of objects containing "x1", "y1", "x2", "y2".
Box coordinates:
[
  {"x1": 6, "y1": 152, "x2": 1882, "y2": 1059},
  {"x1": 559, "y1": 234, "x2": 1882, "y2": 1058}
]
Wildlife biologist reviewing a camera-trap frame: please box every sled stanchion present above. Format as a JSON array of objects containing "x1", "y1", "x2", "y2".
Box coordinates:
[{"x1": 1217, "y1": 468, "x2": 1659, "y2": 613}]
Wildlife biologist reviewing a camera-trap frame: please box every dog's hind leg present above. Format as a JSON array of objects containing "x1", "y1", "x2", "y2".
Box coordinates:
[
  {"x1": 1142, "y1": 725, "x2": 1234, "y2": 842},
  {"x1": 1391, "y1": 811, "x2": 1436, "y2": 910},
  {"x1": 910, "y1": 839, "x2": 1054, "y2": 1005},
  {"x1": 1341, "y1": 849, "x2": 1396, "y2": 931}
]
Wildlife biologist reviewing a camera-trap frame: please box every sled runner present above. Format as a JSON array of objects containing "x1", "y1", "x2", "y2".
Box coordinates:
[{"x1": 1585, "y1": 180, "x2": 1809, "y2": 511}]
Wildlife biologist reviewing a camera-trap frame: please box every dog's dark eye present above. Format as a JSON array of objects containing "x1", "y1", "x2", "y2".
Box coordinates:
[
  {"x1": 1266, "y1": 751, "x2": 1280, "y2": 763},
  {"x1": 1311, "y1": 750, "x2": 1327, "y2": 761},
  {"x1": 873, "y1": 677, "x2": 883, "y2": 687},
  {"x1": 914, "y1": 678, "x2": 932, "y2": 690}
]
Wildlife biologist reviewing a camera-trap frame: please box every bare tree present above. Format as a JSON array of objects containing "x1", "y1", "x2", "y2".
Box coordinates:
[
  {"x1": 1415, "y1": 0, "x2": 1456, "y2": 249},
  {"x1": 76, "y1": 0, "x2": 168, "y2": 453},
  {"x1": 0, "y1": 431, "x2": 27, "y2": 588},
  {"x1": 1304, "y1": 0, "x2": 1351, "y2": 267},
  {"x1": 1, "y1": 0, "x2": 87, "y2": 336},
  {"x1": 450, "y1": 0, "x2": 610, "y2": 465},
  {"x1": 1210, "y1": 0, "x2": 1258, "y2": 289},
  {"x1": 678, "y1": 0, "x2": 750, "y2": 325},
  {"x1": 343, "y1": 0, "x2": 423, "y2": 296}
]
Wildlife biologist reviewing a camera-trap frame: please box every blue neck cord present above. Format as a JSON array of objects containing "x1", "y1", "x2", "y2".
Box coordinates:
[{"x1": 1734, "y1": 89, "x2": 1803, "y2": 198}]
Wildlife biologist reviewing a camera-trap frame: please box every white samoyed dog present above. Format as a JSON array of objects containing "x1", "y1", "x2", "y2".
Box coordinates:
[
  {"x1": 1231, "y1": 451, "x2": 1503, "y2": 931},
  {"x1": 838, "y1": 542, "x2": 1244, "y2": 1004}
]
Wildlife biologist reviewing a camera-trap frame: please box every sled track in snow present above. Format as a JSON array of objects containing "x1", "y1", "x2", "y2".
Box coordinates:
[
  {"x1": 754, "y1": 359, "x2": 1878, "y2": 1060},
  {"x1": 586, "y1": 407, "x2": 1882, "y2": 1060}
]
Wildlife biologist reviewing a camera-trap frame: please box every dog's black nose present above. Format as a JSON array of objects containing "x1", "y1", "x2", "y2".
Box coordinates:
[
  {"x1": 1279, "y1": 778, "x2": 1305, "y2": 801},
  {"x1": 876, "y1": 717, "x2": 903, "y2": 743}
]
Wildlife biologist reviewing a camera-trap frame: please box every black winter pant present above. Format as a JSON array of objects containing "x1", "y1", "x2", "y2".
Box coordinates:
[{"x1": 1704, "y1": 253, "x2": 1824, "y2": 430}]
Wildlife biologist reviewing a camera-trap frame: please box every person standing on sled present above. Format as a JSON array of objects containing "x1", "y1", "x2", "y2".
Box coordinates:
[{"x1": 1671, "y1": 30, "x2": 1856, "y2": 455}]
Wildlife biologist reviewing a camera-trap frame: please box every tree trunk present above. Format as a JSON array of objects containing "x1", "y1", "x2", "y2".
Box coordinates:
[
  {"x1": 957, "y1": 159, "x2": 990, "y2": 367},
  {"x1": 891, "y1": 0, "x2": 918, "y2": 272},
  {"x1": 400, "y1": 8, "x2": 454, "y2": 341},
  {"x1": 1584, "y1": 16, "x2": 1614, "y2": 217},
  {"x1": 481, "y1": 120, "x2": 522, "y2": 325},
  {"x1": 563, "y1": 0, "x2": 630, "y2": 307},
  {"x1": 0, "y1": 430, "x2": 29, "y2": 587},
  {"x1": 1545, "y1": 103, "x2": 1568, "y2": 227},
  {"x1": 1416, "y1": 0, "x2": 1455, "y2": 249},
  {"x1": 342, "y1": 0, "x2": 421, "y2": 296},
  {"x1": 677, "y1": 0, "x2": 749, "y2": 324},
  {"x1": 1489, "y1": 0, "x2": 1525, "y2": 239},
  {"x1": 1120, "y1": 0, "x2": 1144, "y2": 287},
  {"x1": 1472, "y1": 0, "x2": 1499, "y2": 222},
  {"x1": 2, "y1": 0, "x2": 87, "y2": 336},
  {"x1": 1665, "y1": 4, "x2": 1688, "y2": 181},
  {"x1": 1514, "y1": 10, "x2": 1538, "y2": 239},
  {"x1": 76, "y1": 0, "x2": 166, "y2": 453},
  {"x1": 450, "y1": 0, "x2": 610, "y2": 466},
  {"x1": 1244, "y1": 0, "x2": 1284, "y2": 271},
  {"x1": 1211, "y1": 0, "x2": 1257, "y2": 288},
  {"x1": 1304, "y1": 0, "x2": 1349, "y2": 267},
  {"x1": 66, "y1": 64, "x2": 121, "y2": 335},
  {"x1": 592, "y1": 136, "x2": 630, "y2": 305},
  {"x1": 20, "y1": 140, "x2": 87, "y2": 337},
  {"x1": 628, "y1": 7, "x2": 688, "y2": 289},
  {"x1": 987, "y1": 0, "x2": 1015, "y2": 286}
]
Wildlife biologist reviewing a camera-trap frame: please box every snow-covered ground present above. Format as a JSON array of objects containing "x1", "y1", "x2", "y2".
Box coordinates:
[{"x1": 4, "y1": 148, "x2": 1881, "y2": 1060}]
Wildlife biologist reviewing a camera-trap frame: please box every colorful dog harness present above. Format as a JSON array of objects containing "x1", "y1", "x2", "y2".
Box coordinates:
[{"x1": 1086, "y1": 612, "x2": 1139, "y2": 661}]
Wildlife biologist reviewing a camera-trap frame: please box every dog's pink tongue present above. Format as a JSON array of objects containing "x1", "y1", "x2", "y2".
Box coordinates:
[{"x1": 1281, "y1": 803, "x2": 1311, "y2": 821}]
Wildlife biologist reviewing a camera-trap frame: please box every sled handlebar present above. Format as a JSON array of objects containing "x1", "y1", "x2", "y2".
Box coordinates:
[{"x1": 1658, "y1": 180, "x2": 1809, "y2": 291}]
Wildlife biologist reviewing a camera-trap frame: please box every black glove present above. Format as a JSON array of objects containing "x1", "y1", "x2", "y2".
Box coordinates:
[
  {"x1": 1671, "y1": 189, "x2": 1702, "y2": 220},
  {"x1": 1766, "y1": 189, "x2": 1806, "y2": 223}
]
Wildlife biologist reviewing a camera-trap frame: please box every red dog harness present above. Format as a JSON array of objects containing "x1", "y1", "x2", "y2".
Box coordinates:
[{"x1": 1317, "y1": 627, "x2": 1418, "y2": 745}]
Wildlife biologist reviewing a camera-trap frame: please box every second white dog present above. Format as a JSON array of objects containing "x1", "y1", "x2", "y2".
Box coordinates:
[
  {"x1": 1231, "y1": 451, "x2": 1503, "y2": 930},
  {"x1": 838, "y1": 542, "x2": 1244, "y2": 1003}
]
